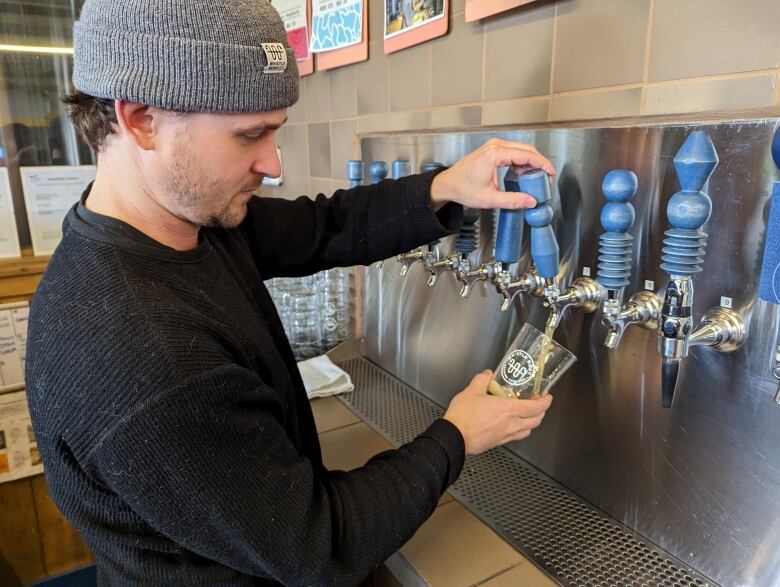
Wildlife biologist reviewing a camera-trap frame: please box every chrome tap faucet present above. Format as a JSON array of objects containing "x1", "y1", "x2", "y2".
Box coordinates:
[
  {"x1": 398, "y1": 162, "x2": 445, "y2": 278},
  {"x1": 657, "y1": 131, "x2": 746, "y2": 408},
  {"x1": 425, "y1": 208, "x2": 482, "y2": 288},
  {"x1": 491, "y1": 169, "x2": 555, "y2": 311},
  {"x1": 595, "y1": 169, "x2": 662, "y2": 349}
]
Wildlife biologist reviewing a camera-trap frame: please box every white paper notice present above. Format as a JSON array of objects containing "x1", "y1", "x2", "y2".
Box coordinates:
[
  {"x1": 0, "y1": 390, "x2": 43, "y2": 483},
  {"x1": 21, "y1": 166, "x2": 96, "y2": 256},
  {"x1": 0, "y1": 168, "x2": 21, "y2": 259},
  {"x1": 272, "y1": 0, "x2": 311, "y2": 61},
  {"x1": 0, "y1": 303, "x2": 29, "y2": 394}
]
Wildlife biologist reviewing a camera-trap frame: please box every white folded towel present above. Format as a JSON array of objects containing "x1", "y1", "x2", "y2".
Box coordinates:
[{"x1": 297, "y1": 355, "x2": 355, "y2": 399}]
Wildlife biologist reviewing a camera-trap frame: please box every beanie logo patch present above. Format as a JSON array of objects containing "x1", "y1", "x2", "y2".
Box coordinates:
[{"x1": 261, "y1": 43, "x2": 287, "y2": 74}]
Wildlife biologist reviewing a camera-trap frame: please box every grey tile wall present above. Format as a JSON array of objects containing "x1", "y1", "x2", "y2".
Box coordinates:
[
  {"x1": 551, "y1": 87, "x2": 642, "y2": 120},
  {"x1": 356, "y1": 42, "x2": 389, "y2": 115},
  {"x1": 279, "y1": 174, "x2": 310, "y2": 201},
  {"x1": 306, "y1": 73, "x2": 331, "y2": 122},
  {"x1": 276, "y1": 0, "x2": 780, "y2": 185},
  {"x1": 644, "y1": 75, "x2": 777, "y2": 116},
  {"x1": 432, "y1": 19, "x2": 484, "y2": 106},
  {"x1": 308, "y1": 122, "x2": 332, "y2": 178},
  {"x1": 310, "y1": 178, "x2": 335, "y2": 197},
  {"x1": 389, "y1": 44, "x2": 432, "y2": 111},
  {"x1": 482, "y1": 97, "x2": 550, "y2": 126},
  {"x1": 330, "y1": 119, "x2": 358, "y2": 179},
  {"x1": 553, "y1": 0, "x2": 650, "y2": 92},
  {"x1": 329, "y1": 67, "x2": 357, "y2": 119},
  {"x1": 649, "y1": 0, "x2": 780, "y2": 81},
  {"x1": 430, "y1": 105, "x2": 482, "y2": 128},
  {"x1": 484, "y1": 2, "x2": 556, "y2": 101},
  {"x1": 287, "y1": 77, "x2": 307, "y2": 123},
  {"x1": 284, "y1": 124, "x2": 310, "y2": 176}
]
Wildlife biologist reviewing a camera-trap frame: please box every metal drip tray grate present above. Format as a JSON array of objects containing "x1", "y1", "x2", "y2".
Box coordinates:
[{"x1": 336, "y1": 356, "x2": 716, "y2": 587}]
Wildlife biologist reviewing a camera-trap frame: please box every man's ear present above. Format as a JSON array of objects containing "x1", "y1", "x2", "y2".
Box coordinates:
[{"x1": 114, "y1": 101, "x2": 158, "y2": 150}]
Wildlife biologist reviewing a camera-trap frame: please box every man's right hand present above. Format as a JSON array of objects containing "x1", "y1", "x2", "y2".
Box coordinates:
[{"x1": 443, "y1": 370, "x2": 553, "y2": 455}]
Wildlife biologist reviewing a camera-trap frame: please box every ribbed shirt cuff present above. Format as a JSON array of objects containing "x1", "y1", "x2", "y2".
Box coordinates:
[
  {"x1": 419, "y1": 418, "x2": 466, "y2": 489},
  {"x1": 406, "y1": 169, "x2": 464, "y2": 242}
]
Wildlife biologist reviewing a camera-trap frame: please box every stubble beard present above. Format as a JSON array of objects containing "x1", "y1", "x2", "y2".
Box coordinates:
[{"x1": 161, "y1": 130, "x2": 248, "y2": 229}]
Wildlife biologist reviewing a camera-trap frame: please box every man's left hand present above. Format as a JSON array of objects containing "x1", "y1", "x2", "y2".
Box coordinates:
[{"x1": 429, "y1": 138, "x2": 556, "y2": 212}]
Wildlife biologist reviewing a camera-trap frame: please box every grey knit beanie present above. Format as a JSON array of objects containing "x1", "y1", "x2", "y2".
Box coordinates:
[{"x1": 72, "y1": 0, "x2": 299, "y2": 112}]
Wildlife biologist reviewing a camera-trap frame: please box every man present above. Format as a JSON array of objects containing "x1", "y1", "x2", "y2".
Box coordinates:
[{"x1": 26, "y1": 0, "x2": 555, "y2": 584}]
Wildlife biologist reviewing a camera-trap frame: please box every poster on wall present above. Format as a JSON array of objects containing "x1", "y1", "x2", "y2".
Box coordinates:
[
  {"x1": 314, "y1": 1, "x2": 368, "y2": 72},
  {"x1": 384, "y1": 0, "x2": 448, "y2": 54},
  {"x1": 310, "y1": 0, "x2": 364, "y2": 53},
  {"x1": 0, "y1": 390, "x2": 43, "y2": 484},
  {"x1": 0, "y1": 168, "x2": 21, "y2": 259},
  {"x1": 272, "y1": 0, "x2": 314, "y2": 76},
  {"x1": 465, "y1": 0, "x2": 538, "y2": 22},
  {"x1": 0, "y1": 302, "x2": 28, "y2": 394},
  {"x1": 21, "y1": 165, "x2": 96, "y2": 256}
]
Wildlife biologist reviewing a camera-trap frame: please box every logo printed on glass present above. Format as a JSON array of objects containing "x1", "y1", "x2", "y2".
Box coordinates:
[{"x1": 500, "y1": 350, "x2": 536, "y2": 387}]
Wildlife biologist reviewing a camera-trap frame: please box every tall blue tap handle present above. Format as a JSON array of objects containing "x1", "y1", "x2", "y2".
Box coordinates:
[
  {"x1": 597, "y1": 170, "x2": 638, "y2": 290},
  {"x1": 496, "y1": 170, "x2": 524, "y2": 264},
  {"x1": 346, "y1": 160, "x2": 364, "y2": 188},
  {"x1": 392, "y1": 160, "x2": 411, "y2": 179},
  {"x1": 661, "y1": 131, "x2": 718, "y2": 276},
  {"x1": 370, "y1": 161, "x2": 388, "y2": 184},
  {"x1": 521, "y1": 170, "x2": 559, "y2": 280},
  {"x1": 773, "y1": 126, "x2": 780, "y2": 169},
  {"x1": 759, "y1": 127, "x2": 780, "y2": 304}
]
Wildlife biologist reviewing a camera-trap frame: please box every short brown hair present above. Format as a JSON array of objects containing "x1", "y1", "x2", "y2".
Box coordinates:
[{"x1": 61, "y1": 90, "x2": 118, "y2": 152}]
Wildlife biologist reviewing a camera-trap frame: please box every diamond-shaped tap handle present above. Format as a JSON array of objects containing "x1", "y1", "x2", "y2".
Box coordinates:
[
  {"x1": 347, "y1": 160, "x2": 364, "y2": 188},
  {"x1": 597, "y1": 169, "x2": 638, "y2": 291},
  {"x1": 521, "y1": 170, "x2": 559, "y2": 280},
  {"x1": 661, "y1": 131, "x2": 718, "y2": 277}
]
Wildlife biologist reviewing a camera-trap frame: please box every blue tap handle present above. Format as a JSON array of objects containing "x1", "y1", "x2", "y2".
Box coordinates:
[
  {"x1": 597, "y1": 170, "x2": 638, "y2": 290},
  {"x1": 773, "y1": 125, "x2": 780, "y2": 169},
  {"x1": 346, "y1": 160, "x2": 364, "y2": 188},
  {"x1": 495, "y1": 170, "x2": 524, "y2": 264},
  {"x1": 759, "y1": 127, "x2": 780, "y2": 304},
  {"x1": 421, "y1": 162, "x2": 445, "y2": 173},
  {"x1": 661, "y1": 131, "x2": 718, "y2": 276},
  {"x1": 370, "y1": 161, "x2": 388, "y2": 184},
  {"x1": 392, "y1": 160, "x2": 411, "y2": 179},
  {"x1": 520, "y1": 170, "x2": 559, "y2": 280}
]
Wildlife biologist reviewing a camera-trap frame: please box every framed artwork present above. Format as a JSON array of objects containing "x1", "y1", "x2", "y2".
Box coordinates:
[
  {"x1": 272, "y1": 0, "x2": 314, "y2": 76},
  {"x1": 314, "y1": 0, "x2": 368, "y2": 71},
  {"x1": 384, "y1": 0, "x2": 448, "y2": 54},
  {"x1": 465, "y1": 0, "x2": 538, "y2": 22}
]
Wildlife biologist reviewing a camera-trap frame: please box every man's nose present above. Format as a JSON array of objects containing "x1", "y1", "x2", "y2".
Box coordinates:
[{"x1": 250, "y1": 143, "x2": 282, "y2": 179}]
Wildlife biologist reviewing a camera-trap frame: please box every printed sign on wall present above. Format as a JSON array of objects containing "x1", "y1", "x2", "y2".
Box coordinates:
[
  {"x1": 314, "y1": 0, "x2": 368, "y2": 71},
  {"x1": 21, "y1": 165, "x2": 96, "y2": 256},
  {"x1": 384, "y1": 0, "x2": 448, "y2": 54},
  {"x1": 272, "y1": 0, "x2": 314, "y2": 76},
  {"x1": 0, "y1": 168, "x2": 21, "y2": 259},
  {"x1": 0, "y1": 303, "x2": 28, "y2": 394},
  {"x1": 310, "y1": 0, "x2": 364, "y2": 52},
  {"x1": 0, "y1": 390, "x2": 43, "y2": 484}
]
